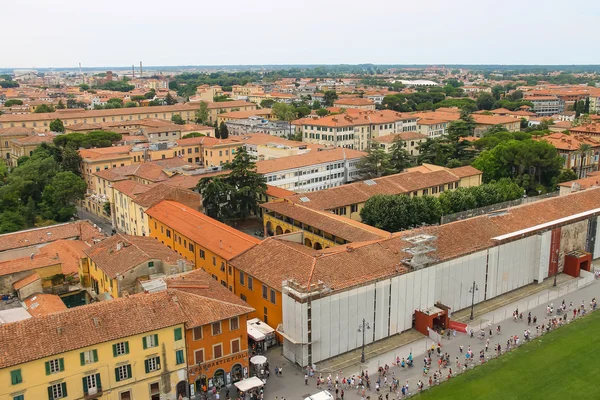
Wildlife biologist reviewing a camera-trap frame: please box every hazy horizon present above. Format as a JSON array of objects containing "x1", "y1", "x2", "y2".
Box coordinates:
[{"x1": 3, "y1": 0, "x2": 600, "y2": 68}]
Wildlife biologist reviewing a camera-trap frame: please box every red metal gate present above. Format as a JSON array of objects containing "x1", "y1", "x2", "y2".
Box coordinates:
[{"x1": 548, "y1": 227, "x2": 561, "y2": 277}]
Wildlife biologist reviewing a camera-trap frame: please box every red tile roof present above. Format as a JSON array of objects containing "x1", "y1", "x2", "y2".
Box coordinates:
[
  {"x1": 13, "y1": 272, "x2": 41, "y2": 290},
  {"x1": 23, "y1": 294, "x2": 67, "y2": 317},
  {"x1": 256, "y1": 148, "x2": 366, "y2": 174},
  {"x1": 84, "y1": 234, "x2": 187, "y2": 278},
  {"x1": 146, "y1": 201, "x2": 260, "y2": 260}
]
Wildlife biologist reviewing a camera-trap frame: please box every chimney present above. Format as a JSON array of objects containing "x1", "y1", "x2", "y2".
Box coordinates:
[
  {"x1": 116, "y1": 241, "x2": 123, "y2": 251},
  {"x1": 30, "y1": 253, "x2": 35, "y2": 260},
  {"x1": 92, "y1": 317, "x2": 100, "y2": 328},
  {"x1": 219, "y1": 240, "x2": 223, "y2": 249}
]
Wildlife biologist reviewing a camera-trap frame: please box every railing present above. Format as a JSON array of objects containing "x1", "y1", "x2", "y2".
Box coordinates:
[{"x1": 440, "y1": 191, "x2": 559, "y2": 224}]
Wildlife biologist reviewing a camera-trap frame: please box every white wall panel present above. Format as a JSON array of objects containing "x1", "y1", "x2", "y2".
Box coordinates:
[
  {"x1": 347, "y1": 287, "x2": 359, "y2": 351},
  {"x1": 329, "y1": 293, "x2": 340, "y2": 357},
  {"x1": 397, "y1": 274, "x2": 408, "y2": 332},
  {"x1": 405, "y1": 273, "x2": 415, "y2": 329},
  {"x1": 374, "y1": 281, "x2": 387, "y2": 341},
  {"x1": 364, "y1": 285, "x2": 375, "y2": 345},
  {"x1": 487, "y1": 247, "x2": 499, "y2": 299},
  {"x1": 594, "y1": 217, "x2": 600, "y2": 259},
  {"x1": 413, "y1": 269, "x2": 422, "y2": 312},
  {"x1": 539, "y1": 231, "x2": 551, "y2": 280},
  {"x1": 338, "y1": 291, "x2": 349, "y2": 354},
  {"x1": 389, "y1": 277, "x2": 400, "y2": 335},
  {"x1": 311, "y1": 298, "x2": 321, "y2": 362}
]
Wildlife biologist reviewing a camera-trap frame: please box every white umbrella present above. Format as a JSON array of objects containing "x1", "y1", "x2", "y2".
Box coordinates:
[{"x1": 250, "y1": 355, "x2": 267, "y2": 365}]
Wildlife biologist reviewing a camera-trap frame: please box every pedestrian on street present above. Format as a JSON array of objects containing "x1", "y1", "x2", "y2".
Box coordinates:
[
  {"x1": 305, "y1": 374, "x2": 308, "y2": 385},
  {"x1": 459, "y1": 344, "x2": 463, "y2": 353}
]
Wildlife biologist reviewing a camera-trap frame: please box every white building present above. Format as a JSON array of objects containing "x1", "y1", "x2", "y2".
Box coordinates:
[
  {"x1": 231, "y1": 188, "x2": 600, "y2": 367},
  {"x1": 256, "y1": 147, "x2": 366, "y2": 192}
]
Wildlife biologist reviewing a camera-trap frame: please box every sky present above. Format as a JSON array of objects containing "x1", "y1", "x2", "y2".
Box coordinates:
[{"x1": 3, "y1": 0, "x2": 600, "y2": 68}]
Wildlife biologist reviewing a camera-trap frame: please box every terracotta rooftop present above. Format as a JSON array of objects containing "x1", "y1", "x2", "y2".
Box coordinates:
[
  {"x1": 0, "y1": 255, "x2": 60, "y2": 277},
  {"x1": 262, "y1": 200, "x2": 391, "y2": 242},
  {"x1": 256, "y1": 148, "x2": 366, "y2": 175},
  {"x1": 93, "y1": 162, "x2": 169, "y2": 183},
  {"x1": 84, "y1": 234, "x2": 187, "y2": 278},
  {"x1": 79, "y1": 145, "x2": 132, "y2": 161},
  {"x1": 218, "y1": 109, "x2": 273, "y2": 119},
  {"x1": 534, "y1": 133, "x2": 600, "y2": 151},
  {"x1": 232, "y1": 187, "x2": 600, "y2": 293},
  {"x1": 373, "y1": 132, "x2": 427, "y2": 143},
  {"x1": 13, "y1": 272, "x2": 41, "y2": 290},
  {"x1": 287, "y1": 167, "x2": 480, "y2": 211},
  {"x1": 23, "y1": 294, "x2": 68, "y2": 317},
  {"x1": 39, "y1": 240, "x2": 90, "y2": 275},
  {"x1": 0, "y1": 291, "x2": 187, "y2": 369},
  {"x1": 334, "y1": 98, "x2": 375, "y2": 106},
  {"x1": 266, "y1": 185, "x2": 295, "y2": 198},
  {"x1": 0, "y1": 221, "x2": 104, "y2": 253},
  {"x1": 145, "y1": 200, "x2": 260, "y2": 260}
]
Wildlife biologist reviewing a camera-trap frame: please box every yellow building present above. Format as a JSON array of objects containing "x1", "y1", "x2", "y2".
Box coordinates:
[
  {"x1": 281, "y1": 165, "x2": 483, "y2": 222},
  {"x1": 80, "y1": 234, "x2": 192, "y2": 299},
  {"x1": 8, "y1": 133, "x2": 56, "y2": 167},
  {"x1": 112, "y1": 182, "x2": 202, "y2": 237},
  {"x1": 0, "y1": 102, "x2": 256, "y2": 132},
  {"x1": 216, "y1": 109, "x2": 274, "y2": 125},
  {"x1": 0, "y1": 127, "x2": 36, "y2": 165},
  {"x1": 146, "y1": 200, "x2": 260, "y2": 290},
  {"x1": 262, "y1": 200, "x2": 391, "y2": 249},
  {"x1": 372, "y1": 131, "x2": 428, "y2": 157},
  {"x1": 0, "y1": 291, "x2": 189, "y2": 400}
]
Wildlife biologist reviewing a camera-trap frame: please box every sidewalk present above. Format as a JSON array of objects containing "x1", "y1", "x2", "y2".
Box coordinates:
[{"x1": 261, "y1": 273, "x2": 600, "y2": 400}]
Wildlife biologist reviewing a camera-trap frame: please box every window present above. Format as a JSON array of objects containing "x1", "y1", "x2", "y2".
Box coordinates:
[
  {"x1": 212, "y1": 256, "x2": 216, "y2": 266},
  {"x1": 231, "y1": 338, "x2": 240, "y2": 353},
  {"x1": 195, "y1": 349, "x2": 204, "y2": 363},
  {"x1": 270, "y1": 289, "x2": 277, "y2": 304},
  {"x1": 83, "y1": 373, "x2": 101, "y2": 395},
  {"x1": 212, "y1": 321, "x2": 221, "y2": 335},
  {"x1": 189, "y1": 243, "x2": 194, "y2": 252},
  {"x1": 115, "y1": 364, "x2": 132, "y2": 382},
  {"x1": 176, "y1": 349, "x2": 185, "y2": 365},
  {"x1": 248, "y1": 276, "x2": 253, "y2": 290},
  {"x1": 350, "y1": 204, "x2": 358, "y2": 213},
  {"x1": 239, "y1": 271, "x2": 245, "y2": 285},
  {"x1": 262, "y1": 284, "x2": 268, "y2": 300},
  {"x1": 45, "y1": 358, "x2": 64, "y2": 375},
  {"x1": 220, "y1": 261, "x2": 225, "y2": 272},
  {"x1": 80, "y1": 349, "x2": 98, "y2": 365},
  {"x1": 241, "y1": 294, "x2": 247, "y2": 302},
  {"x1": 119, "y1": 391, "x2": 132, "y2": 400},
  {"x1": 143, "y1": 334, "x2": 158, "y2": 349},
  {"x1": 112, "y1": 341, "x2": 130, "y2": 357},
  {"x1": 48, "y1": 382, "x2": 67, "y2": 399},
  {"x1": 144, "y1": 356, "x2": 161, "y2": 373},
  {"x1": 148, "y1": 261, "x2": 154, "y2": 268},
  {"x1": 10, "y1": 369, "x2": 22, "y2": 385},
  {"x1": 193, "y1": 326, "x2": 203, "y2": 340},
  {"x1": 213, "y1": 344, "x2": 223, "y2": 359},
  {"x1": 200, "y1": 249, "x2": 205, "y2": 259},
  {"x1": 13, "y1": 395, "x2": 24, "y2": 400},
  {"x1": 174, "y1": 327, "x2": 183, "y2": 341},
  {"x1": 230, "y1": 316, "x2": 239, "y2": 330},
  {"x1": 166, "y1": 230, "x2": 171, "y2": 238}
]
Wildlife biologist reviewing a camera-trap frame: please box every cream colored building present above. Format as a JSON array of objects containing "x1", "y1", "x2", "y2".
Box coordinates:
[{"x1": 372, "y1": 131, "x2": 428, "y2": 156}]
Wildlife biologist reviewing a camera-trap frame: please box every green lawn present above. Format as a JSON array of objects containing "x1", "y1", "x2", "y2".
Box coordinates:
[{"x1": 418, "y1": 310, "x2": 600, "y2": 400}]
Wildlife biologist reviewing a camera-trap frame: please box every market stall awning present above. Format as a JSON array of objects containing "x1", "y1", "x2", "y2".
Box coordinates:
[
  {"x1": 248, "y1": 325, "x2": 266, "y2": 341},
  {"x1": 234, "y1": 376, "x2": 265, "y2": 392}
]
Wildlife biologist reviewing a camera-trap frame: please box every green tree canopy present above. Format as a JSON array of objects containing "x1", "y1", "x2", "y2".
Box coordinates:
[
  {"x1": 34, "y1": 104, "x2": 56, "y2": 113},
  {"x1": 195, "y1": 101, "x2": 209, "y2": 124},
  {"x1": 49, "y1": 119, "x2": 65, "y2": 133},
  {"x1": 171, "y1": 114, "x2": 185, "y2": 125},
  {"x1": 182, "y1": 132, "x2": 206, "y2": 139}
]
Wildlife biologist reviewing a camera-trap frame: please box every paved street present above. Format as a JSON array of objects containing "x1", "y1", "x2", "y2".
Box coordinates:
[
  {"x1": 76, "y1": 206, "x2": 113, "y2": 235},
  {"x1": 255, "y1": 274, "x2": 600, "y2": 400}
]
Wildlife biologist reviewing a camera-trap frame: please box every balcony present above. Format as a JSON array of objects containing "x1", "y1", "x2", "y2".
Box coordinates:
[{"x1": 84, "y1": 388, "x2": 103, "y2": 399}]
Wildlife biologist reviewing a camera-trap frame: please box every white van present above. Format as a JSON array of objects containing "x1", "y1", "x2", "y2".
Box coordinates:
[{"x1": 304, "y1": 390, "x2": 335, "y2": 400}]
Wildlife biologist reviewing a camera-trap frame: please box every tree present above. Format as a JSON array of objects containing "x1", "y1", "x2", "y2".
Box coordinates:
[
  {"x1": 323, "y1": 90, "x2": 338, "y2": 107},
  {"x1": 214, "y1": 123, "x2": 221, "y2": 139},
  {"x1": 144, "y1": 90, "x2": 156, "y2": 99},
  {"x1": 93, "y1": 81, "x2": 134, "y2": 92},
  {"x1": 584, "y1": 97, "x2": 590, "y2": 114},
  {"x1": 195, "y1": 101, "x2": 209, "y2": 124},
  {"x1": 388, "y1": 139, "x2": 412, "y2": 173},
  {"x1": 472, "y1": 139, "x2": 563, "y2": 193},
  {"x1": 312, "y1": 100, "x2": 322, "y2": 110},
  {"x1": 196, "y1": 148, "x2": 266, "y2": 220},
  {"x1": 124, "y1": 101, "x2": 138, "y2": 108},
  {"x1": 171, "y1": 114, "x2": 185, "y2": 125},
  {"x1": 260, "y1": 99, "x2": 276, "y2": 109},
  {"x1": 50, "y1": 119, "x2": 65, "y2": 133},
  {"x1": 34, "y1": 104, "x2": 56, "y2": 113},
  {"x1": 554, "y1": 169, "x2": 578, "y2": 184},
  {"x1": 271, "y1": 102, "x2": 296, "y2": 122},
  {"x1": 60, "y1": 145, "x2": 83, "y2": 175},
  {"x1": 508, "y1": 90, "x2": 524, "y2": 101},
  {"x1": 40, "y1": 171, "x2": 87, "y2": 222},
  {"x1": 316, "y1": 108, "x2": 330, "y2": 117},
  {"x1": 4, "y1": 99, "x2": 23, "y2": 107},
  {"x1": 491, "y1": 85, "x2": 504, "y2": 100},
  {"x1": 357, "y1": 148, "x2": 391, "y2": 179},
  {"x1": 182, "y1": 132, "x2": 206, "y2": 139},
  {"x1": 53, "y1": 131, "x2": 121, "y2": 149},
  {"x1": 56, "y1": 100, "x2": 66, "y2": 109},
  {"x1": 219, "y1": 122, "x2": 229, "y2": 139},
  {"x1": 295, "y1": 106, "x2": 311, "y2": 118},
  {"x1": 79, "y1": 84, "x2": 90, "y2": 91},
  {"x1": 476, "y1": 92, "x2": 495, "y2": 110},
  {"x1": 165, "y1": 93, "x2": 177, "y2": 105}
]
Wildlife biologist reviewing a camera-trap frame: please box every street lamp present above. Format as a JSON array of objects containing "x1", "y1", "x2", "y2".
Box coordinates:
[
  {"x1": 357, "y1": 318, "x2": 371, "y2": 363},
  {"x1": 469, "y1": 281, "x2": 479, "y2": 320}
]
